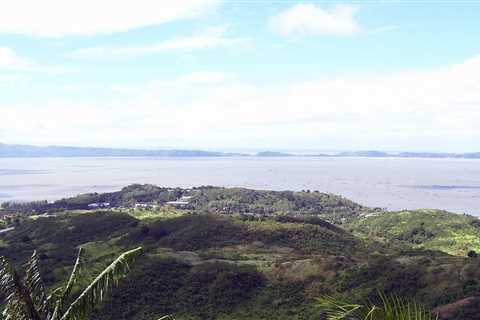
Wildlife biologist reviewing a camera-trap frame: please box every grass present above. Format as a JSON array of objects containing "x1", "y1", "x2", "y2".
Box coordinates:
[
  {"x1": 347, "y1": 209, "x2": 480, "y2": 256},
  {"x1": 4, "y1": 206, "x2": 480, "y2": 319},
  {"x1": 126, "y1": 207, "x2": 190, "y2": 221}
]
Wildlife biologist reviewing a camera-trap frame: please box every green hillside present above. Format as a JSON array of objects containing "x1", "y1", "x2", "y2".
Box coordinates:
[
  {"x1": 2, "y1": 185, "x2": 480, "y2": 319},
  {"x1": 347, "y1": 209, "x2": 480, "y2": 256},
  {"x1": 0, "y1": 210, "x2": 364, "y2": 319},
  {"x1": 1, "y1": 184, "x2": 368, "y2": 223}
]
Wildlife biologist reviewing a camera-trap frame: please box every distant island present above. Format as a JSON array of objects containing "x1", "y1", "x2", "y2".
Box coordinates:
[
  {"x1": 255, "y1": 151, "x2": 293, "y2": 157},
  {"x1": 1, "y1": 143, "x2": 479, "y2": 159},
  {"x1": 331, "y1": 150, "x2": 480, "y2": 159},
  {"x1": 0, "y1": 143, "x2": 242, "y2": 158}
]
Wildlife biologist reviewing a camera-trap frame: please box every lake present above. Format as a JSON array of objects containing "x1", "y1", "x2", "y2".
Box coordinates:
[{"x1": 0, "y1": 157, "x2": 479, "y2": 215}]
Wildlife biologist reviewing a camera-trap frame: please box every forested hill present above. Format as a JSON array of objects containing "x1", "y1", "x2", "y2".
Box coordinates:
[
  {"x1": 3, "y1": 184, "x2": 480, "y2": 318},
  {"x1": 1, "y1": 184, "x2": 368, "y2": 223}
]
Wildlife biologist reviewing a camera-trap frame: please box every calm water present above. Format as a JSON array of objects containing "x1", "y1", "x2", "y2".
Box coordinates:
[{"x1": 0, "y1": 157, "x2": 479, "y2": 215}]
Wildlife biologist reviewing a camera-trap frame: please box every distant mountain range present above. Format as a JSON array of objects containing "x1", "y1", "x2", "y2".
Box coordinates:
[
  {"x1": 0, "y1": 143, "x2": 238, "y2": 158},
  {"x1": 1, "y1": 143, "x2": 479, "y2": 159},
  {"x1": 332, "y1": 150, "x2": 480, "y2": 159}
]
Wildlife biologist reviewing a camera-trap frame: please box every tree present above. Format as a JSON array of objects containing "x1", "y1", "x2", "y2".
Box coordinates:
[
  {"x1": 1, "y1": 247, "x2": 143, "y2": 320},
  {"x1": 317, "y1": 291, "x2": 438, "y2": 320}
]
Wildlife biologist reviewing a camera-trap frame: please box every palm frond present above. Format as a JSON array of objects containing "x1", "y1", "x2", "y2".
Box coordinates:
[
  {"x1": 317, "y1": 294, "x2": 364, "y2": 319},
  {"x1": 46, "y1": 287, "x2": 63, "y2": 320},
  {"x1": 0, "y1": 256, "x2": 42, "y2": 320},
  {"x1": 60, "y1": 247, "x2": 143, "y2": 320},
  {"x1": 376, "y1": 292, "x2": 438, "y2": 320},
  {"x1": 317, "y1": 291, "x2": 438, "y2": 320},
  {"x1": 62, "y1": 247, "x2": 84, "y2": 300},
  {"x1": 51, "y1": 248, "x2": 85, "y2": 320},
  {"x1": 1, "y1": 256, "x2": 28, "y2": 320},
  {"x1": 24, "y1": 251, "x2": 51, "y2": 318}
]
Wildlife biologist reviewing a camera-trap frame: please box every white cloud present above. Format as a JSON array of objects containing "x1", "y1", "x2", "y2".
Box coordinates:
[
  {"x1": 0, "y1": 47, "x2": 68, "y2": 74},
  {"x1": 2, "y1": 56, "x2": 480, "y2": 151},
  {"x1": 370, "y1": 25, "x2": 398, "y2": 35},
  {"x1": 0, "y1": 74, "x2": 25, "y2": 82},
  {"x1": 269, "y1": 4, "x2": 361, "y2": 36},
  {"x1": 70, "y1": 27, "x2": 248, "y2": 58},
  {"x1": 0, "y1": 47, "x2": 34, "y2": 70},
  {"x1": 0, "y1": 0, "x2": 221, "y2": 37},
  {"x1": 179, "y1": 71, "x2": 231, "y2": 84}
]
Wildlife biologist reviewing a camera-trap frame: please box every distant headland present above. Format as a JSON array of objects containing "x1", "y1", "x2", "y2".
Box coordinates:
[{"x1": 0, "y1": 143, "x2": 479, "y2": 159}]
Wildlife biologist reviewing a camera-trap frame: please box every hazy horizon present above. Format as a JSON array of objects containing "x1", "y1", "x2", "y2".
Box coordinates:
[{"x1": 1, "y1": 141, "x2": 480, "y2": 155}]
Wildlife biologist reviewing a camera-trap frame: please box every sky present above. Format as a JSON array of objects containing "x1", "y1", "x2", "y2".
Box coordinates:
[{"x1": 1, "y1": 0, "x2": 480, "y2": 152}]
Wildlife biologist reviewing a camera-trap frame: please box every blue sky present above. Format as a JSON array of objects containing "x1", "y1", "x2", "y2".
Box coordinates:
[{"x1": 1, "y1": 0, "x2": 480, "y2": 152}]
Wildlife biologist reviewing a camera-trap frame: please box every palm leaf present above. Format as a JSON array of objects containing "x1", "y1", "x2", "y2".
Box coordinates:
[
  {"x1": 317, "y1": 294, "x2": 364, "y2": 319},
  {"x1": 51, "y1": 248, "x2": 84, "y2": 320},
  {"x1": 0, "y1": 256, "x2": 42, "y2": 320},
  {"x1": 60, "y1": 247, "x2": 143, "y2": 320},
  {"x1": 24, "y1": 251, "x2": 51, "y2": 319},
  {"x1": 62, "y1": 247, "x2": 84, "y2": 301},
  {"x1": 46, "y1": 287, "x2": 63, "y2": 320},
  {"x1": 317, "y1": 291, "x2": 438, "y2": 320},
  {"x1": 1, "y1": 256, "x2": 28, "y2": 320},
  {"x1": 376, "y1": 292, "x2": 438, "y2": 320}
]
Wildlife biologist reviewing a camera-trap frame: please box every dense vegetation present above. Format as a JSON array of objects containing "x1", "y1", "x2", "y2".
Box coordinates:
[
  {"x1": 2, "y1": 184, "x2": 480, "y2": 319},
  {"x1": 1, "y1": 184, "x2": 368, "y2": 223},
  {"x1": 0, "y1": 246, "x2": 142, "y2": 320},
  {"x1": 347, "y1": 209, "x2": 480, "y2": 256}
]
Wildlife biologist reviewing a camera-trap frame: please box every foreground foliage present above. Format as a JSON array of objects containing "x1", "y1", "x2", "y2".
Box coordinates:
[
  {"x1": 0, "y1": 247, "x2": 142, "y2": 320},
  {"x1": 318, "y1": 292, "x2": 438, "y2": 320}
]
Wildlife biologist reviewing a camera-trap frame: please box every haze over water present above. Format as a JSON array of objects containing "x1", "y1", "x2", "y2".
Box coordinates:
[{"x1": 0, "y1": 157, "x2": 479, "y2": 216}]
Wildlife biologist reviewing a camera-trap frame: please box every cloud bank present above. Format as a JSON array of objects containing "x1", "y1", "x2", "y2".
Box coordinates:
[
  {"x1": 0, "y1": 47, "x2": 33, "y2": 70},
  {"x1": 0, "y1": 0, "x2": 221, "y2": 37},
  {"x1": 270, "y1": 4, "x2": 361, "y2": 37},
  {"x1": 2, "y1": 55, "x2": 480, "y2": 151},
  {"x1": 0, "y1": 47, "x2": 66, "y2": 74},
  {"x1": 70, "y1": 27, "x2": 248, "y2": 58}
]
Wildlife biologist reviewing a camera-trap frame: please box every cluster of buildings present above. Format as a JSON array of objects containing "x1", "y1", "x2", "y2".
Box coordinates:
[
  {"x1": 165, "y1": 196, "x2": 192, "y2": 208},
  {"x1": 85, "y1": 195, "x2": 194, "y2": 211},
  {"x1": 133, "y1": 196, "x2": 193, "y2": 210},
  {"x1": 87, "y1": 202, "x2": 111, "y2": 209},
  {"x1": 0, "y1": 209, "x2": 20, "y2": 222}
]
